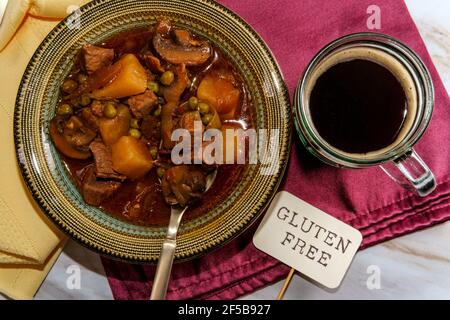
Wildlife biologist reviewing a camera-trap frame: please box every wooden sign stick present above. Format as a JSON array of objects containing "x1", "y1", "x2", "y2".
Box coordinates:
[{"x1": 276, "y1": 268, "x2": 296, "y2": 300}]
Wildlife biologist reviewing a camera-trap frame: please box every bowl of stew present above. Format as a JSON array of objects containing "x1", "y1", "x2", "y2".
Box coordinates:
[{"x1": 14, "y1": 0, "x2": 291, "y2": 262}]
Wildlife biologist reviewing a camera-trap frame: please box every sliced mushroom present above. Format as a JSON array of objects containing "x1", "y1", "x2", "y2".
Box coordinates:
[
  {"x1": 49, "y1": 117, "x2": 91, "y2": 159},
  {"x1": 173, "y1": 29, "x2": 203, "y2": 47},
  {"x1": 153, "y1": 20, "x2": 211, "y2": 66},
  {"x1": 63, "y1": 116, "x2": 97, "y2": 148}
]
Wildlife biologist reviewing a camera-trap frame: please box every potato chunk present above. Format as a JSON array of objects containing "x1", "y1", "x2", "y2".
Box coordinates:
[
  {"x1": 197, "y1": 74, "x2": 240, "y2": 119},
  {"x1": 92, "y1": 54, "x2": 147, "y2": 99},
  {"x1": 99, "y1": 104, "x2": 131, "y2": 145},
  {"x1": 111, "y1": 136, "x2": 153, "y2": 180}
]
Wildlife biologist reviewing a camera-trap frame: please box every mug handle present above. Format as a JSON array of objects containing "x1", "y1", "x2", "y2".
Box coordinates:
[{"x1": 381, "y1": 149, "x2": 436, "y2": 197}]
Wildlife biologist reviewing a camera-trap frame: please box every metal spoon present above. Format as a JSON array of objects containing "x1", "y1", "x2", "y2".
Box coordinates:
[{"x1": 150, "y1": 170, "x2": 217, "y2": 300}]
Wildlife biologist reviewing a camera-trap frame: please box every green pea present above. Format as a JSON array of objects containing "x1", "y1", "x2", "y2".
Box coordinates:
[
  {"x1": 62, "y1": 79, "x2": 78, "y2": 93},
  {"x1": 201, "y1": 113, "x2": 213, "y2": 126},
  {"x1": 57, "y1": 104, "x2": 73, "y2": 116},
  {"x1": 147, "y1": 81, "x2": 160, "y2": 93},
  {"x1": 129, "y1": 128, "x2": 142, "y2": 139},
  {"x1": 156, "y1": 167, "x2": 166, "y2": 179},
  {"x1": 104, "y1": 102, "x2": 117, "y2": 118},
  {"x1": 79, "y1": 94, "x2": 91, "y2": 107},
  {"x1": 70, "y1": 97, "x2": 80, "y2": 107},
  {"x1": 153, "y1": 106, "x2": 161, "y2": 117},
  {"x1": 78, "y1": 74, "x2": 88, "y2": 84},
  {"x1": 188, "y1": 96, "x2": 198, "y2": 110},
  {"x1": 160, "y1": 71, "x2": 175, "y2": 86},
  {"x1": 198, "y1": 102, "x2": 210, "y2": 115},
  {"x1": 130, "y1": 118, "x2": 140, "y2": 129},
  {"x1": 149, "y1": 146, "x2": 158, "y2": 159}
]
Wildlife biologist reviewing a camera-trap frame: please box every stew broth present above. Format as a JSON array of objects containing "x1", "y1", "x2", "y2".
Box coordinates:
[{"x1": 55, "y1": 22, "x2": 253, "y2": 226}]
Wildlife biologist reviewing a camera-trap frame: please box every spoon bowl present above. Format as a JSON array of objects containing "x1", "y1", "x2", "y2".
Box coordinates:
[{"x1": 150, "y1": 170, "x2": 217, "y2": 300}]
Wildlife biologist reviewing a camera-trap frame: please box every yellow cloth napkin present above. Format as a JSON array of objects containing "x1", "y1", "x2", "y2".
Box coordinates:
[
  {"x1": 0, "y1": 0, "x2": 89, "y2": 51},
  {"x1": 0, "y1": 0, "x2": 90, "y2": 299}
]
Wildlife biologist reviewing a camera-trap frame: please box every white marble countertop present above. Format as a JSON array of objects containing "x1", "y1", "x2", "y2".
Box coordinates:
[{"x1": 2, "y1": 0, "x2": 450, "y2": 300}]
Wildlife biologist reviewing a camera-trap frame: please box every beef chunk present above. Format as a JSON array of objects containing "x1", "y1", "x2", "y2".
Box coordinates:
[
  {"x1": 139, "y1": 53, "x2": 165, "y2": 73},
  {"x1": 89, "y1": 141, "x2": 126, "y2": 181},
  {"x1": 141, "y1": 115, "x2": 161, "y2": 146},
  {"x1": 161, "y1": 165, "x2": 206, "y2": 206},
  {"x1": 128, "y1": 90, "x2": 158, "y2": 119},
  {"x1": 155, "y1": 18, "x2": 171, "y2": 35},
  {"x1": 81, "y1": 166, "x2": 121, "y2": 206},
  {"x1": 179, "y1": 111, "x2": 202, "y2": 135},
  {"x1": 90, "y1": 100, "x2": 104, "y2": 117},
  {"x1": 82, "y1": 44, "x2": 115, "y2": 74}
]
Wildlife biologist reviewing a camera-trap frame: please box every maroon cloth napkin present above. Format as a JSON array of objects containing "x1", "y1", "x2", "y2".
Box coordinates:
[{"x1": 101, "y1": 0, "x2": 450, "y2": 299}]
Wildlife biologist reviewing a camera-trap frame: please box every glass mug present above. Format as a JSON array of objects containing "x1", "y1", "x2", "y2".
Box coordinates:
[{"x1": 294, "y1": 33, "x2": 436, "y2": 197}]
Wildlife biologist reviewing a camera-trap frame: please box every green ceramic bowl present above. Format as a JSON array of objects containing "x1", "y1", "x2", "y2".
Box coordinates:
[{"x1": 14, "y1": 0, "x2": 291, "y2": 263}]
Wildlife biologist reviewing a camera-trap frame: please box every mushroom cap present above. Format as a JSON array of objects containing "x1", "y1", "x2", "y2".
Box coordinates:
[{"x1": 153, "y1": 20, "x2": 211, "y2": 66}]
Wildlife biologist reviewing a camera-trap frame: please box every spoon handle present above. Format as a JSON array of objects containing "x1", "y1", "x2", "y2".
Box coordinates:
[
  {"x1": 150, "y1": 206, "x2": 187, "y2": 300},
  {"x1": 150, "y1": 238, "x2": 176, "y2": 300}
]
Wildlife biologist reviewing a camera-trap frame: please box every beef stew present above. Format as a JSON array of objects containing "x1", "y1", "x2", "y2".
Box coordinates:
[{"x1": 50, "y1": 18, "x2": 252, "y2": 226}]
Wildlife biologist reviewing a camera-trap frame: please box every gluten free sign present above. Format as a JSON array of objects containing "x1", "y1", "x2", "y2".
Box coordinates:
[{"x1": 253, "y1": 191, "x2": 362, "y2": 289}]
